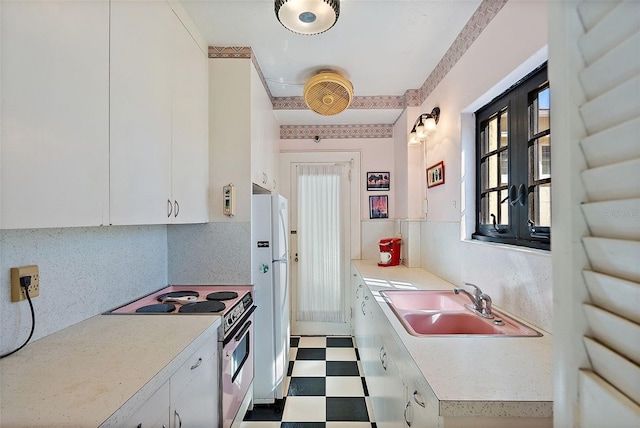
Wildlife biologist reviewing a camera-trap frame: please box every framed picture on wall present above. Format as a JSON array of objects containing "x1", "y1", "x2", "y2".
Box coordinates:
[
  {"x1": 426, "y1": 161, "x2": 445, "y2": 188},
  {"x1": 366, "y1": 172, "x2": 390, "y2": 191},
  {"x1": 369, "y1": 195, "x2": 388, "y2": 219}
]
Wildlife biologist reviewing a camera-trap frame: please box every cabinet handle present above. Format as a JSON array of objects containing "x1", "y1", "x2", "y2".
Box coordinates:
[
  {"x1": 379, "y1": 346, "x2": 387, "y2": 371},
  {"x1": 361, "y1": 301, "x2": 366, "y2": 316},
  {"x1": 167, "y1": 199, "x2": 173, "y2": 218},
  {"x1": 356, "y1": 288, "x2": 360, "y2": 299},
  {"x1": 190, "y1": 357, "x2": 202, "y2": 370},
  {"x1": 412, "y1": 390, "x2": 426, "y2": 408},
  {"x1": 364, "y1": 295, "x2": 369, "y2": 301},
  {"x1": 174, "y1": 410, "x2": 182, "y2": 428},
  {"x1": 174, "y1": 200, "x2": 179, "y2": 218},
  {"x1": 404, "y1": 400, "x2": 412, "y2": 427}
]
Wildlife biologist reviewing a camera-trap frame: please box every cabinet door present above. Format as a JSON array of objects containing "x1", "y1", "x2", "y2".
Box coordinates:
[
  {"x1": 403, "y1": 379, "x2": 440, "y2": 428},
  {"x1": 250, "y1": 63, "x2": 278, "y2": 191},
  {"x1": 127, "y1": 381, "x2": 170, "y2": 428},
  {"x1": 170, "y1": 337, "x2": 218, "y2": 427},
  {"x1": 372, "y1": 341, "x2": 405, "y2": 427},
  {"x1": 1, "y1": 0, "x2": 109, "y2": 229},
  {"x1": 170, "y1": 18, "x2": 208, "y2": 224},
  {"x1": 109, "y1": 0, "x2": 173, "y2": 225},
  {"x1": 352, "y1": 270, "x2": 366, "y2": 340}
]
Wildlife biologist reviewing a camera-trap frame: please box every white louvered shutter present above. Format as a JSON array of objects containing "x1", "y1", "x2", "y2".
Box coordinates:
[{"x1": 576, "y1": 1, "x2": 640, "y2": 426}]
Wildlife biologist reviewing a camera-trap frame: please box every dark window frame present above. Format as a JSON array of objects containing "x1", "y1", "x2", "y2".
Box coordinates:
[{"x1": 472, "y1": 63, "x2": 550, "y2": 250}]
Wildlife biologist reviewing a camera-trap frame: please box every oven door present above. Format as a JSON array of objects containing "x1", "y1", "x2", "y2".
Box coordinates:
[{"x1": 222, "y1": 310, "x2": 254, "y2": 428}]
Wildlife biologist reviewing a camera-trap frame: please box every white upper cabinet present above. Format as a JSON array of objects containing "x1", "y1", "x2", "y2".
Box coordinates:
[
  {"x1": 109, "y1": 0, "x2": 173, "y2": 225},
  {"x1": 1, "y1": 0, "x2": 207, "y2": 229},
  {"x1": 170, "y1": 17, "x2": 209, "y2": 224},
  {"x1": 110, "y1": 1, "x2": 208, "y2": 225},
  {"x1": 250, "y1": 65, "x2": 279, "y2": 192},
  {"x1": 209, "y1": 57, "x2": 278, "y2": 222},
  {"x1": 1, "y1": 0, "x2": 110, "y2": 229}
]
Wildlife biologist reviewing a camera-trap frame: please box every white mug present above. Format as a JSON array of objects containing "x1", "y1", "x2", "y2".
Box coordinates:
[{"x1": 380, "y1": 252, "x2": 392, "y2": 264}]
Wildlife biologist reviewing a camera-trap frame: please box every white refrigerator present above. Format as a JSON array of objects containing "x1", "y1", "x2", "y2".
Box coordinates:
[{"x1": 251, "y1": 193, "x2": 290, "y2": 404}]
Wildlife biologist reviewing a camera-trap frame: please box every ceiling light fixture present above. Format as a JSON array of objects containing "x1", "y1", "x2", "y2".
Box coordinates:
[
  {"x1": 408, "y1": 107, "x2": 441, "y2": 146},
  {"x1": 275, "y1": 0, "x2": 340, "y2": 35}
]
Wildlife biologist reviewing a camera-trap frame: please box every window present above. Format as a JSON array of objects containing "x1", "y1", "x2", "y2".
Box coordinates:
[{"x1": 473, "y1": 64, "x2": 550, "y2": 250}]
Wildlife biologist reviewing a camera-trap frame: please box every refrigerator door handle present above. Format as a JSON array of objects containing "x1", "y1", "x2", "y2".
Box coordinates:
[{"x1": 280, "y1": 208, "x2": 289, "y2": 257}]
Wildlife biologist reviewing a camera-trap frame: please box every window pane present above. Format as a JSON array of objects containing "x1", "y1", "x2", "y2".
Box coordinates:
[
  {"x1": 500, "y1": 189, "x2": 509, "y2": 224},
  {"x1": 480, "y1": 194, "x2": 489, "y2": 224},
  {"x1": 529, "y1": 183, "x2": 551, "y2": 227},
  {"x1": 530, "y1": 135, "x2": 551, "y2": 181},
  {"x1": 488, "y1": 117, "x2": 498, "y2": 152},
  {"x1": 480, "y1": 128, "x2": 487, "y2": 154},
  {"x1": 488, "y1": 191, "x2": 498, "y2": 223},
  {"x1": 499, "y1": 110, "x2": 508, "y2": 148},
  {"x1": 481, "y1": 159, "x2": 488, "y2": 191},
  {"x1": 530, "y1": 87, "x2": 550, "y2": 136},
  {"x1": 500, "y1": 149, "x2": 509, "y2": 185},
  {"x1": 488, "y1": 154, "x2": 498, "y2": 188}
]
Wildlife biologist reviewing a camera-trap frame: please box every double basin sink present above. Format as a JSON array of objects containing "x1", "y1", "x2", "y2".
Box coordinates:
[{"x1": 380, "y1": 290, "x2": 541, "y2": 337}]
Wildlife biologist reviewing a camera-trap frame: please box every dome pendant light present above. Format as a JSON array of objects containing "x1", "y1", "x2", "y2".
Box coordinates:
[{"x1": 275, "y1": 0, "x2": 340, "y2": 35}]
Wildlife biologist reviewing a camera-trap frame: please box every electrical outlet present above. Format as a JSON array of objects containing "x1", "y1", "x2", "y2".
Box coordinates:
[{"x1": 10, "y1": 265, "x2": 40, "y2": 302}]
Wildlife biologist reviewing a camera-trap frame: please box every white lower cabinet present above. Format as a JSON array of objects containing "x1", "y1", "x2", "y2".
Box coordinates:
[
  {"x1": 353, "y1": 273, "x2": 408, "y2": 427},
  {"x1": 401, "y1": 368, "x2": 440, "y2": 427},
  {"x1": 353, "y1": 269, "x2": 439, "y2": 427},
  {"x1": 126, "y1": 336, "x2": 218, "y2": 428},
  {"x1": 169, "y1": 336, "x2": 218, "y2": 427},
  {"x1": 128, "y1": 381, "x2": 171, "y2": 428}
]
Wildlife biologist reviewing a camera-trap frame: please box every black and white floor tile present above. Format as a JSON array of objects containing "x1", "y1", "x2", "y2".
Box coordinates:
[{"x1": 241, "y1": 336, "x2": 376, "y2": 428}]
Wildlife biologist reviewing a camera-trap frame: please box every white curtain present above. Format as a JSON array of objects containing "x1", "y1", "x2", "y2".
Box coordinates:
[{"x1": 296, "y1": 164, "x2": 343, "y2": 323}]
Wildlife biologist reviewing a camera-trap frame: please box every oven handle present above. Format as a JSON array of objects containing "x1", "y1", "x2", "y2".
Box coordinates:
[{"x1": 234, "y1": 320, "x2": 252, "y2": 342}]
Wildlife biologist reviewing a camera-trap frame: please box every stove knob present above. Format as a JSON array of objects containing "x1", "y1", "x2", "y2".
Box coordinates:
[{"x1": 227, "y1": 318, "x2": 233, "y2": 325}]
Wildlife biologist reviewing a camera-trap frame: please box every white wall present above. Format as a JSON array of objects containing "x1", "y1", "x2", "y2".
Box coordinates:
[
  {"x1": 0, "y1": 226, "x2": 168, "y2": 354},
  {"x1": 280, "y1": 137, "x2": 395, "y2": 220},
  {"x1": 415, "y1": 0, "x2": 552, "y2": 332},
  {"x1": 280, "y1": 137, "x2": 402, "y2": 261}
]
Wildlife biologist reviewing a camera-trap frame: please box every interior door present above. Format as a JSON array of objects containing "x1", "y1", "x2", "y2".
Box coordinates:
[{"x1": 289, "y1": 162, "x2": 352, "y2": 336}]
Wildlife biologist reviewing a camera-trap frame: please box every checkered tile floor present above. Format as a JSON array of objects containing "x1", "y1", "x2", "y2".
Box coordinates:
[{"x1": 241, "y1": 336, "x2": 376, "y2": 428}]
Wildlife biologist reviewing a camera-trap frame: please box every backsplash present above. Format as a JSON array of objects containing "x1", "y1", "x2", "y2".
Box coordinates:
[
  {"x1": 361, "y1": 220, "x2": 398, "y2": 261},
  {"x1": 167, "y1": 222, "x2": 251, "y2": 285},
  {"x1": 420, "y1": 221, "x2": 553, "y2": 333},
  {"x1": 0, "y1": 226, "x2": 167, "y2": 354},
  {"x1": 361, "y1": 220, "x2": 422, "y2": 267}
]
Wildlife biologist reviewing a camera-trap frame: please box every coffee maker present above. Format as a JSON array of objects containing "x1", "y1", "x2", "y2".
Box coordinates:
[{"x1": 378, "y1": 238, "x2": 401, "y2": 267}]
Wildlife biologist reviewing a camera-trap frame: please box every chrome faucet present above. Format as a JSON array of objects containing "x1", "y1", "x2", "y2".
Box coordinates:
[{"x1": 454, "y1": 282, "x2": 494, "y2": 319}]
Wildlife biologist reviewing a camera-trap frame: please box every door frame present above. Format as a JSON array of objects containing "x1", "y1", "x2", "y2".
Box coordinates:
[{"x1": 279, "y1": 151, "x2": 361, "y2": 335}]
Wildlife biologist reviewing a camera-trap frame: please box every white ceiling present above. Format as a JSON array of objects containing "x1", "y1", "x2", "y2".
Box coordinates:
[{"x1": 180, "y1": 0, "x2": 483, "y2": 125}]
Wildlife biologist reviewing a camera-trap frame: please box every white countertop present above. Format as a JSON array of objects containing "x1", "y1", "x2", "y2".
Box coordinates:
[
  {"x1": 352, "y1": 260, "x2": 553, "y2": 418},
  {"x1": 0, "y1": 314, "x2": 221, "y2": 427}
]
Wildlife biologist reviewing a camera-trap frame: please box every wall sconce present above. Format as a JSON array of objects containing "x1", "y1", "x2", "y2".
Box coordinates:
[{"x1": 408, "y1": 107, "x2": 440, "y2": 146}]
